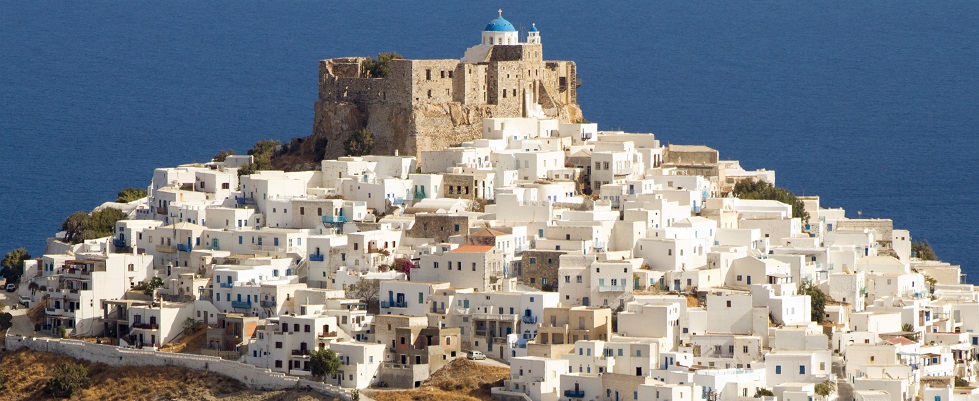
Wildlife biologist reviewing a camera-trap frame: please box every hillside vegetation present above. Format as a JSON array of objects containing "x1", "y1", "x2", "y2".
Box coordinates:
[
  {"x1": 0, "y1": 349, "x2": 335, "y2": 401},
  {"x1": 369, "y1": 358, "x2": 508, "y2": 401}
]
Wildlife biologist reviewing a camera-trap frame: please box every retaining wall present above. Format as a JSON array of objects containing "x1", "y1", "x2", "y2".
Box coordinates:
[{"x1": 4, "y1": 334, "x2": 353, "y2": 400}]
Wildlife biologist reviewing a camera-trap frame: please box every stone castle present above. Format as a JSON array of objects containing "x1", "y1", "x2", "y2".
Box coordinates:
[{"x1": 303, "y1": 11, "x2": 583, "y2": 163}]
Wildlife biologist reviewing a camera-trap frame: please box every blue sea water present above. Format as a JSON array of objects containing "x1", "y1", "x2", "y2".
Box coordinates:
[{"x1": 1, "y1": 2, "x2": 976, "y2": 277}]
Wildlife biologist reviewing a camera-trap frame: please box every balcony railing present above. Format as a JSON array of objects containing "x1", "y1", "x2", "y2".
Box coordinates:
[
  {"x1": 177, "y1": 244, "x2": 192, "y2": 252},
  {"x1": 260, "y1": 300, "x2": 276, "y2": 308},
  {"x1": 564, "y1": 390, "x2": 585, "y2": 398},
  {"x1": 381, "y1": 301, "x2": 407, "y2": 308},
  {"x1": 156, "y1": 206, "x2": 168, "y2": 215},
  {"x1": 113, "y1": 238, "x2": 127, "y2": 248},
  {"x1": 155, "y1": 245, "x2": 177, "y2": 253},
  {"x1": 522, "y1": 315, "x2": 538, "y2": 324},
  {"x1": 231, "y1": 301, "x2": 252, "y2": 309},
  {"x1": 318, "y1": 331, "x2": 338, "y2": 339},
  {"x1": 597, "y1": 284, "x2": 628, "y2": 292},
  {"x1": 235, "y1": 196, "x2": 255, "y2": 205},
  {"x1": 132, "y1": 323, "x2": 159, "y2": 330},
  {"x1": 291, "y1": 349, "x2": 310, "y2": 357},
  {"x1": 322, "y1": 215, "x2": 348, "y2": 224},
  {"x1": 219, "y1": 282, "x2": 233, "y2": 289},
  {"x1": 309, "y1": 253, "x2": 325, "y2": 262}
]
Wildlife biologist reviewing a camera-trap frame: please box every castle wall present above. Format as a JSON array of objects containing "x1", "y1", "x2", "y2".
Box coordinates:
[{"x1": 298, "y1": 41, "x2": 583, "y2": 166}]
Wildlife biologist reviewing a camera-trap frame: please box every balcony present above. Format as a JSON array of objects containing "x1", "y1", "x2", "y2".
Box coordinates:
[
  {"x1": 132, "y1": 322, "x2": 159, "y2": 330},
  {"x1": 235, "y1": 196, "x2": 255, "y2": 205},
  {"x1": 322, "y1": 215, "x2": 348, "y2": 224},
  {"x1": 113, "y1": 238, "x2": 127, "y2": 248},
  {"x1": 155, "y1": 245, "x2": 177, "y2": 253},
  {"x1": 564, "y1": 390, "x2": 585, "y2": 398},
  {"x1": 381, "y1": 301, "x2": 407, "y2": 309},
  {"x1": 156, "y1": 206, "x2": 168, "y2": 215},
  {"x1": 522, "y1": 315, "x2": 538, "y2": 324},
  {"x1": 390, "y1": 197, "x2": 405, "y2": 205},
  {"x1": 291, "y1": 349, "x2": 310, "y2": 357},
  {"x1": 318, "y1": 331, "x2": 338, "y2": 339},
  {"x1": 219, "y1": 282, "x2": 233, "y2": 289},
  {"x1": 597, "y1": 284, "x2": 628, "y2": 292},
  {"x1": 177, "y1": 244, "x2": 192, "y2": 252},
  {"x1": 260, "y1": 300, "x2": 276, "y2": 308},
  {"x1": 309, "y1": 253, "x2": 325, "y2": 262},
  {"x1": 231, "y1": 301, "x2": 252, "y2": 309}
]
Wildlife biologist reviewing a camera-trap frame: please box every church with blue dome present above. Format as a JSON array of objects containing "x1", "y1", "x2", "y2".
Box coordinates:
[
  {"x1": 312, "y1": 10, "x2": 582, "y2": 159},
  {"x1": 481, "y1": 10, "x2": 520, "y2": 45}
]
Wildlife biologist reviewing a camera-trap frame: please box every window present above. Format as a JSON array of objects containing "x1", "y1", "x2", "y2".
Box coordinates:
[
  {"x1": 726, "y1": 300, "x2": 732, "y2": 308},
  {"x1": 775, "y1": 365, "x2": 781, "y2": 374},
  {"x1": 275, "y1": 342, "x2": 282, "y2": 349},
  {"x1": 800, "y1": 365, "x2": 806, "y2": 374}
]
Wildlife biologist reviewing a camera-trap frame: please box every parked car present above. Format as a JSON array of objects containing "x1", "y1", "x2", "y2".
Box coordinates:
[
  {"x1": 467, "y1": 350, "x2": 486, "y2": 360},
  {"x1": 19, "y1": 295, "x2": 31, "y2": 307},
  {"x1": 5, "y1": 283, "x2": 15, "y2": 292}
]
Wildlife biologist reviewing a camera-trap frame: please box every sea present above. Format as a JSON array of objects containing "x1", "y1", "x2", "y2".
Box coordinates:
[{"x1": 1, "y1": 2, "x2": 976, "y2": 279}]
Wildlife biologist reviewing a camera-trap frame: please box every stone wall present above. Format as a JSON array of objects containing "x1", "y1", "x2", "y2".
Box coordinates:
[
  {"x1": 282, "y1": 43, "x2": 583, "y2": 168},
  {"x1": 4, "y1": 334, "x2": 354, "y2": 400},
  {"x1": 519, "y1": 250, "x2": 567, "y2": 291}
]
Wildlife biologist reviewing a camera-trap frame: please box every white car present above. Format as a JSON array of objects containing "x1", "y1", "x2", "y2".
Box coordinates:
[
  {"x1": 467, "y1": 350, "x2": 486, "y2": 360},
  {"x1": 19, "y1": 295, "x2": 31, "y2": 307},
  {"x1": 4, "y1": 283, "x2": 15, "y2": 292}
]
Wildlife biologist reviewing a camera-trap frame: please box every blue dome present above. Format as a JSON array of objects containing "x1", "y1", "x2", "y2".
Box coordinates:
[
  {"x1": 485, "y1": 16, "x2": 516, "y2": 32},
  {"x1": 529, "y1": 24, "x2": 538, "y2": 32}
]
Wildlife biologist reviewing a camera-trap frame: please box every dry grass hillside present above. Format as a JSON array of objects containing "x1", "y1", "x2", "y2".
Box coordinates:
[
  {"x1": 369, "y1": 359, "x2": 508, "y2": 401},
  {"x1": 0, "y1": 349, "x2": 336, "y2": 401}
]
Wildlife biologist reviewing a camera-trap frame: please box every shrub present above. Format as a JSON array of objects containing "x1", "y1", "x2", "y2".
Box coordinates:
[
  {"x1": 212, "y1": 149, "x2": 234, "y2": 163},
  {"x1": 912, "y1": 240, "x2": 938, "y2": 260},
  {"x1": 361, "y1": 52, "x2": 403, "y2": 78},
  {"x1": 116, "y1": 187, "x2": 147, "y2": 203},
  {"x1": 733, "y1": 179, "x2": 810, "y2": 223},
  {"x1": 344, "y1": 128, "x2": 374, "y2": 157},
  {"x1": 44, "y1": 362, "x2": 91, "y2": 398}
]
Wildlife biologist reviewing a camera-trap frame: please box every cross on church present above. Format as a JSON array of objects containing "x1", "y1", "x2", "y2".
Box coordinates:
[{"x1": 498, "y1": 9, "x2": 503, "y2": 18}]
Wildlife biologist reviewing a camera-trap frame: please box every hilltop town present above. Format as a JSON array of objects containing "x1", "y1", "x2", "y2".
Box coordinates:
[{"x1": 2, "y1": 12, "x2": 975, "y2": 401}]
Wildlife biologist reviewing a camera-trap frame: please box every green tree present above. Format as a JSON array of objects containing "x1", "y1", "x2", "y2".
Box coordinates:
[
  {"x1": 61, "y1": 212, "x2": 89, "y2": 243},
  {"x1": 310, "y1": 348, "x2": 342, "y2": 382},
  {"x1": 44, "y1": 362, "x2": 91, "y2": 398},
  {"x1": 344, "y1": 128, "x2": 374, "y2": 156},
  {"x1": 361, "y1": 52, "x2": 403, "y2": 78},
  {"x1": 1, "y1": 247, "x2": 31, "y2": 283},
  {"x1": 955, "y1": 376, "x2": 970, "y2": 387},
  {"x1": 755, "y1": 388, "x2": 774, "y2": 397},
  {"x1": 212, "y1": 149, "x2": 234, "y2": 163},
  {"x1": 116, "y1": 187, "x2": 147, "y2": 203},
  {"x1": 912, "y1": 240, "x2": 937, "y2": 260},
  {"x1": 142, "y1": 276, "x2": 165, "y2": 296},
  {"x1": 79, "y1": 207, "x2": 126, "y2": 242},
  {"x1": 239, "y1": 139, "x2": 280, "y2": 176},
  {"x1": 0, "y1": 369, "x2": 6, "y2": 391},
  {"x1": 733, "y1": 179, "x2": 810, "y2": 223},
  {"x1": 798, "y1": 281, "x2": 826, "y2": 323}
]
